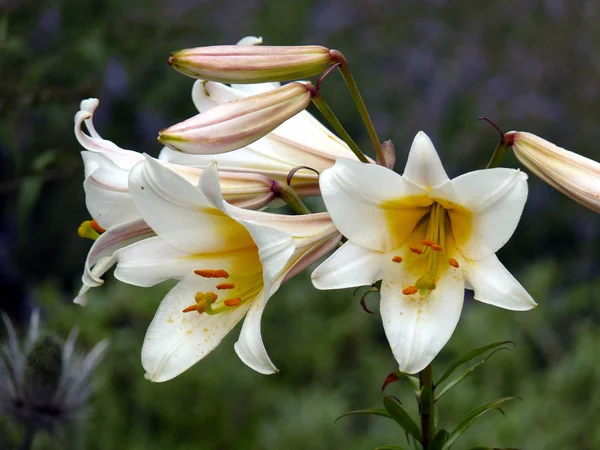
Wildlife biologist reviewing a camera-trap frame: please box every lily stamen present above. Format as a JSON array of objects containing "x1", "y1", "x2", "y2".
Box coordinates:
[
  {"x1": 409, "y1": 246, "x2": 423, "y2": 255},
  {"x1": 392, "y1": 256, "x2": 402, "y2": 263},
  {"x1": 448, "y1": 258, "x2": 459, "y2": 268},
  {"x1": 216, "y1": 283, "x2": 235, "y2": 290},
  {"x1": 194, "y1": 269, "x2": 230, "y2": 278},
  {"x1": 223, "y1": 298, "x2": 242, "y2": 307},
  {"x1": 421, "y1": 239, "x2": 435, "y2": 247},
  {"x1": 402, "y1": 286, "x2": 418, "y2": 295}
]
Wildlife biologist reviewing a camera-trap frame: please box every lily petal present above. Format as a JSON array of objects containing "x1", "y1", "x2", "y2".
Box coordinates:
[
  {"x1": 82, "y1": 152, "x2": 140, "y2": 229},
  {"x1": 434, "y1": 168, "x2": 528, "y2": 260},
  {"x1": 320, "y1": 158, "x2": 425, "y2": 252},
  {"x1": 142, "y1": 274, "x2": 252, "y2": 382},
  {"x1": 198, "y1": 161, "x2": 296, "y2": 296},
  {"x1": 466, "y1": 254, "x2": 537, "y2": 311},
  {"x1": 403, "y1": 132, "x2": 450, "y2": 189},
  {"x1": 128, "y1": 156, "x2": 255, "y2": 254},
  {"x1": 311, "y1": 241, "x2": 383, "y2": 289},
  {"x1": 380, "y1": 264, "x2": 464, "y2": 374},
  {"x1": 234, "y1": 290, "x2": 277, "y2": 374},
  {"x1": 113, "y1": 236, "x2": 239, "y2": 287}
]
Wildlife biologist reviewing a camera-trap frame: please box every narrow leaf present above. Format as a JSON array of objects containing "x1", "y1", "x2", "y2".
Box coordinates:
[
  {"x1": 435, "y1": 348, "x2": 510, "y2": 401},
  {"x1": 443, "y1": 397, "x2": 521, "y2": 449},
  {"x1": 435, "y1": 341, "x2": 514, "y2": 387},
  {"x1": 419, "y1": 385, "x2": 433, "y2": 414},
  {"x1": 383, "y1": 396, "x2": 422, "y2": 443},
  {"x1": 335, "y1": 408, "x2": 391, "y2": 423},
  {"x1": 429, "y1": 429, "x2": 449, "y2": 450}
]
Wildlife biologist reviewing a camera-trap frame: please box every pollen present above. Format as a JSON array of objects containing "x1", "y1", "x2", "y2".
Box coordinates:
[
  {"x1": 430, "y1": 244, "x2": 443, "y2": 252},
  {"x1": 402, "y1": 286, "x2": 418, "y2": 295},
  {"x1": 90, "y1": 219, "x2": 106, "y2": 234},
  {"x1": 421, "y1": 239, "x2": 435, "y2": 247},
  {"x1": 409, "y1": 246, "x2": 423, "y2": 255},
  {"x1": 194, "y1": 269, "x2": 229, "y2": 278},
  {"x1": 216, "y1": 283, "x2": 235, "y2": 290},
  {"x1": 392, "y1": 256, "x2": 403, "y2": 263},
  {"x1": 448, "y1": 258, "x2": 459, "y2": 268},
  {"x1": 223, "y1": 297, "x2": 242, "y2": 307}
]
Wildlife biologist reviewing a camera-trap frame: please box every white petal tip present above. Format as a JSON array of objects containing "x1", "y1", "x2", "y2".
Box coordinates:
[
  {"x1": 73, "y1": 296, "x2": 88, "y2": 306},
  {"x1": 80, "y1": 98, "x2": 99, "y2": 113}
]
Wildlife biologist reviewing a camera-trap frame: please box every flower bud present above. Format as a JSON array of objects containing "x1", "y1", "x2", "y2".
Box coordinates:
[
  {"x1": 168, "y1": 45, "x2": 338, "y2": 83},
  {"x1": 158, "y1": 82, "x2": 313, "y2": 154},
  {"x1": 507, "y1": 131, "x2": 600, "y2": 213}
]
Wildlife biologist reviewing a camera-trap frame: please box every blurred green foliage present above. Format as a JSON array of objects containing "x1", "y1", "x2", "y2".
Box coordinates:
[{"x1": 1, "y1": 0, "x2": 599, "y2": 449}]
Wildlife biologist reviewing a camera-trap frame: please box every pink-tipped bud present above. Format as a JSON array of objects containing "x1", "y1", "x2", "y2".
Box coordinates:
[
  {"x1": 508, "y1": 131, "x2": 600, "y2": 213},
  {"x1": 168, "y1": 45, "x2": 338, "y2": 83},
  {"x1": 158, "y1": 82, "x2": 313, "y2": 154}
]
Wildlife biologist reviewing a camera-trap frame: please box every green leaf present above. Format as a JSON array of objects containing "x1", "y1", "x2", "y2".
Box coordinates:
[
  {"x1": 419, "y1": 385, "x2": 433, "y2": 414},
  {"x1": 435, "y1": 340, "x2": 514, "y2": 387},
  {"x1": 442, "y1": 397, "x2": 521, "y2": 449},
  {"x1": 383, "y1": 396, "x2": 422, "y2": 443},
  {"x1": 435, "y1": 347, "x2": 510, "y2": 401},
  {"x1": 335, "y1": 408, "x2": 392, "y2": 423},
  {"x1": 374, "y1": 446, "x2": 407, "y2": 450},
  {"x1": 429, "y1": 429, "x2": 449, "y2": 450}
]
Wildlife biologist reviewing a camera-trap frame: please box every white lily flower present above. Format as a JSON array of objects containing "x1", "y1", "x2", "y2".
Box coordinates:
[
  {"x1": 507, "y1": 131, "x2": 600, "y2": 213},
  {"x1": 113, "y1": 157, "x2": 340, "y2": 381},
  {"x1": 312, "y1": 132, "x2": 536, "y2": 374},
  {"x1": 74, "y1": 98, "x2": 287, "y2": 305}
]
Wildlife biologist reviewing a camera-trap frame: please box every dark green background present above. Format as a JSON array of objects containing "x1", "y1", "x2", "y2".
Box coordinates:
[{"x1": 1, "y1": 0, "x2": 599, "y2": 448}]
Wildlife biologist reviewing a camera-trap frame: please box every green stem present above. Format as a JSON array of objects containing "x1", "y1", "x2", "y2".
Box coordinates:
[
  {"x1": 21, "y1": 424, "x2": 36, "y2": 450},
  {"x1": 272, "y1": 181, "x2": 311, "y2": 214},
  {"x1": 332, "y1": 52, "x2": 383, "y2": 164},
  {"x1": 310, "y1": 93, "x2": 369, "y2": 164},
  {"x1": 486, "y1": 140, "x2": 510, "y2": 169},
  {"x1": 419, "y1": 364, "x2": 435, "y2": 449}
]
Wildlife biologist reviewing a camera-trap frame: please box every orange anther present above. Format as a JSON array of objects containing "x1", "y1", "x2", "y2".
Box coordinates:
[
  {"x1": 421, "y1": 239, "x2": 435, "y2": 247},
  {"x1": 182, "y1": 304, "x2": 198, "y2": 313},
  {"x1": 431, "y1": 244, "x2": 443, "y2": 252},
  {"x1": 402, "y1": 286, "x2": 418, "y2": 295},
  {"x1": 216, "y1": 283, "x2": 235, "y2": 290},
  {"x1": 90, "y1": 220, "x2": 106, "y2": 234},
  {"x1": 448, "y1": 258, "x2": 459, "y2": 268},
  {"x1": 392, "y1": 256, "x2": 402, "y2": 263},
  {"x1": 194, "y1": 269, "x2": 229, "y2": 279},
  {"x1": 409, "y1": 246, "x2": 423, "y2": 255},
  {"x1": 224, "y1": 297, "x2": 242, "y2": 307}
]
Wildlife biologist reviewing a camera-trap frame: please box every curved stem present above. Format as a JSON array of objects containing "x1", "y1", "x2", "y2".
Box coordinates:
[
  {"x1": 272, "y1": 181, "x2": 312, "y2": 214},
  {"x1": 310, "y1": 93, "x2": 369, "y2": 163},
  {"x1": 419, "y1": 364, "x2": 435, "y2": 449},
  {"x1": 331, "y1": 52, "x2": 383, "y2": 164}
]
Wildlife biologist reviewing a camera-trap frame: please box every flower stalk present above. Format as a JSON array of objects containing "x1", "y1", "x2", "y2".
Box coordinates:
[
  {"x1": 271, "y1": 181, "x2": 312, "y2": 215},
  {"x1": 419, "y1": 364, "x2": 435, "y2": 449},
  {"x1": 330, "y1": 50, "x2": 384, "y2": 165},
  {"x1": 308, "y1": 87, "x2": 369, "y2": 163}
]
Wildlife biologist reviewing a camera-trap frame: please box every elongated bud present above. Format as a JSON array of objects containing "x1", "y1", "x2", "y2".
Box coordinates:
[
  {"x1": 168, "y1": 45, "x2": 339, "y2": 83},
  {"x1": 159, "y1": 82, "x2": 313, "y2": 154},
  {"x1": 507, "y1": 131, "x2": 600, "y2": 213}
]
